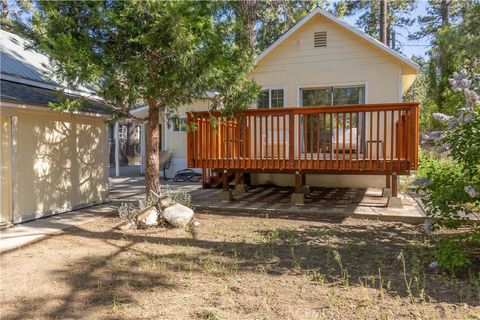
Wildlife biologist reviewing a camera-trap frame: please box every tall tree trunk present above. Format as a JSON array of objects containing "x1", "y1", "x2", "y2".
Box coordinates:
[
  {"x1": 440, "y1": 0, "x2": 449, "y2": 27},
  {"x1": 235, "y1": 0, "x2": 257, "y2": 49},
  {"x1": 379, "y1": 0, "x2": 388, "y2": 45},
  {"x1": 145, "y1": 100, "x2": 161, "y2": 196}
]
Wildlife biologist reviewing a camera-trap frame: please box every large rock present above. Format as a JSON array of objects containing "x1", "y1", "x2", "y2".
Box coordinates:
[
  {"x1": 162, "y1": 203, "x2": 194, "y2": 228},
  {"x1": 136, "y1": 206, "x2": 159, "y2": 229}
]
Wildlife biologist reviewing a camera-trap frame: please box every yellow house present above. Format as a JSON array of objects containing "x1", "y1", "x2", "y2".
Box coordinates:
[
  {"x1": 161, "y1": 8, "x2": 419, "y2": 196},
  {"x1": 0, "y1": 30, "x2": 109, "y2": 226}
]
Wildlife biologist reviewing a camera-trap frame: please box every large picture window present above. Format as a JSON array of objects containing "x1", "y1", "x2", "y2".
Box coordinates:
[
  {"x1": 300, "y1": 85, "x2": 365, "y2": 154},
  {"x1": 301, "y1": 85, "x2": 365, "y2": 106},
  {"x1": 257, "y1": 88, "x2": 284, "y2": 108}
]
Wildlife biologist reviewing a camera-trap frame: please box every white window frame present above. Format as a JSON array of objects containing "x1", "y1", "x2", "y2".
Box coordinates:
[
  {"x1": 296, "y1": 82, "x2": 368, "y2": 156},
  {"x1": 171, "y1": 117, "x2": 187, "y2": 133},
  {"x1": 118, "y1": 124, "x2": 127, "y2": 139},
  {"x1": 296, "y1": 82, "x2": 368, "y2": 106},
  {"x1": 256, "y1": 87, "x2": 287, "y2": 109}
]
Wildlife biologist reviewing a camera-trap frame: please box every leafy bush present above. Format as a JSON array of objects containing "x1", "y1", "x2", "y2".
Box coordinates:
[
  {"x1": 165, "y1": 187, "x2": 192, "y2": 208},
  {"x1": 118, "y1": 195, "x2": 158, "y2": 221},
  {"x1": 419, "y1": 70, "x2": 480, "y2": 274},
  {"x1": 435, "y1": 237, "x2": 471, "y2": 275}
]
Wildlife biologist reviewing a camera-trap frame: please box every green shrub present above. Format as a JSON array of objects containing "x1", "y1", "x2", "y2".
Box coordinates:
[
  {"x1": 165, "y1": 187, "x2": 192, "y2": 208},
  {"x1": 419, "y1": 71, "x2": 479, "y2": 275},
  {"x1": 435, "y1": 237, "x2": 471, "y2": 275},
  {"x1": 118, "y1": 194, "x2": 158, "y2": 221}
]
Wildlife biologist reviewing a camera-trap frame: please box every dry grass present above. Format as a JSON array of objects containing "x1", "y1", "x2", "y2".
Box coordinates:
[{"x1": 1, "y1": 211, "x2": 479, "y2": 320}]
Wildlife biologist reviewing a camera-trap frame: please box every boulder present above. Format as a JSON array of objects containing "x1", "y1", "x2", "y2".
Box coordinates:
[
  {"x1": 162, "y1": 203, "x2": 194, "y2": 228},
  {"x1": 136, "y1": 206, "x2": 159, "y2": 229}
]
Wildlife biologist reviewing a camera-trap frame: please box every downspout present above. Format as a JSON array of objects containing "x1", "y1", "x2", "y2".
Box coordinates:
[{"x1": 114, "y1": 121, "x2": 120, "y2": 177}]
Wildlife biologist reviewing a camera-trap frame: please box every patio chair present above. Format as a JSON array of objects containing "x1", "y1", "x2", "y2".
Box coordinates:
[
  {"x1": 331, "y1": 128, "x2": 358, "y2": 153},
  {"x1": 159, "y1": 150, "x2": 173, "y2": 180}
]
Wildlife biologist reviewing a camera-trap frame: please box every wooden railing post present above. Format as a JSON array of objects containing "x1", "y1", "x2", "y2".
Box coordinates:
[
  {"x1": 187, "y1": 103, "x2": 419, "y2": 177},
  {"x1": 289, "y1": 110, "x2": 295, "y2": 169},
  {"x1": 186, "y1": 112, "x2": 194, "y2": 168},
  {"x1": 409, "y1": 103, "x2": 419, "y2": 170}
]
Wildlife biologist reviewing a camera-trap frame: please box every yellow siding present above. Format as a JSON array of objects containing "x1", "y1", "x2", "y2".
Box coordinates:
[
  {"x1": 251, "y1": 14, "x2": 407, "y2": 105},
  {"x1": 13, "y1": 109, "x2": 108, "y2": 221},
  {"x1": 166, "y1": 14, "x2": 417, "y2": 188},
  {"x1": 165, "y1": 100, "x2": 211, "y2": 158},
  {"x1": 0, "y1": 116, "x2": 13, "y2": 224}
]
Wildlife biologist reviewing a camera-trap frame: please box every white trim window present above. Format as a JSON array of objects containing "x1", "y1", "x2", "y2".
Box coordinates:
[
  {"x1": 300, "y1": 85, "x2": 365, "y2": 106},
  {"x1": 172, "y1": 117, "x2": 187, "y2": 132},
  {"x1": 257, "y1": 88, "x2": 285, "y2": 108}
]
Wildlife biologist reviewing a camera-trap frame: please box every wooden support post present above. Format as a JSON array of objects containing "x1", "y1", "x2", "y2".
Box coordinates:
[
  {"x1": 202, "y1": 167, "x2": 207, "y2": 189},
  {"x1": 220, "y1": 169, "x2": 233, "y2": 201},
  {"x1": 234, "y1": 173, "x2": 241, "y2": 185},
  {"x1": 234, "y1": 172, "x2": 248, "y2": 193},
  {"x1": 223, "y1": 170, "x2": 229, "y2": 191},
  {"x1": 295, "y1": 171, "x2": 302, "y2": 193},
  {"x1": 292, "y1": 171, "x2": 305, "y2": 204},
  {"x1": 391, "y1": 172, "x2": 398, "y2": 197},
  {"x1": 382, "y1": 173, "x2": 392, "y2": 197}
]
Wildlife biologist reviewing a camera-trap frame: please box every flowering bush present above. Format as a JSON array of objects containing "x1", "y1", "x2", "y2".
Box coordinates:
[{"x1": 419, "y1": 70, "x2": 480, "y2": 274}]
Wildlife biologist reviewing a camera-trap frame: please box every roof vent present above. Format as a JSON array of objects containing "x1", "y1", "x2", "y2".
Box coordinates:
[{"x1": 314, "y1": 31, "x2": 327, "y2": 48}]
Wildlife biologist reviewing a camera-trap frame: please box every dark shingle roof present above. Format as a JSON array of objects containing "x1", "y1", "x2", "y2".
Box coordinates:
[{"x1": 1, "y1": 80, "x2": 110, "y2": 114}]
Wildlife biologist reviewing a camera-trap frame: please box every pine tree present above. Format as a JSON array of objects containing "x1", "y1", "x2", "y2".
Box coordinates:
[{"x1": 19, "y1": 1, "x2": 258, "y2": 195}]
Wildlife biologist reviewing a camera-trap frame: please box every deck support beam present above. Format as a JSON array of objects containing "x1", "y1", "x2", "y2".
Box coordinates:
[
  {"x1": 382, "y1": 174, "x2": 392, "y2": 197},
  {"x1": 234, "y1": 173, "x2": 248, "y2": 193},
  {"x1": 220, "y1": 170, "x2": 233, "y2": 201},
  {"x1": 291, "y1": 171, "x2": 304, "y2": 205},
  {"x1": 301, "y1": 173, "x2": 310, "y2": 196},
  {"x1": 387, "y1": 172, "x2": 402, "y2": 208},
  {"x1": 391, "y1": 172, "x2": 398, "y2": 197}
]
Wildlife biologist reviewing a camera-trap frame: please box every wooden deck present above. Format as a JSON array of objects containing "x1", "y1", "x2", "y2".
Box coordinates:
[{"x1": 187, "y1": 103, "x2": 419, "y2": 185}]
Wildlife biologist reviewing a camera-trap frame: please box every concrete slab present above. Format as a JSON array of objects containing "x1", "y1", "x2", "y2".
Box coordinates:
[{"x1": 0, "y1": 203, "x2": 117, "y2": 254}]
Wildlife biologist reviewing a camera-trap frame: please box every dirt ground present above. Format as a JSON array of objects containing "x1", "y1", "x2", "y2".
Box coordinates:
[{"x1": 1, "y1": 210, "x2": 479, "y2": 320}]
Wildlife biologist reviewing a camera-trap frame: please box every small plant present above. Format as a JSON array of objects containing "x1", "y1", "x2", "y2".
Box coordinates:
[
  {"x1": 195, "y1": 308, "x2": 222, "y2": 320},
  {"x1": 309, "y1": 270, "x2": 325, "y2": 285},
  {"x1": 118, "y1": 194, "x2": 158, "y2": 221},
  {"x1": 165, "y1": 186, "x2": 192, "y2": 208},
  {"x1": 118, "y1": 202, "x2": 138, "y2": 221},
  {"x1": 332, "y1": 250, "x2": 349, "y2": 287},
  {"x1": 397, "y1": 251, "x2": 414, "y2": 300}
]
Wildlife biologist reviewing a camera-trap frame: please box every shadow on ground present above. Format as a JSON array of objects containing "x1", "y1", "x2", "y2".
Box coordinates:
[{"x1": 5, "y1": 209, "x2": 479, "y2": 319}]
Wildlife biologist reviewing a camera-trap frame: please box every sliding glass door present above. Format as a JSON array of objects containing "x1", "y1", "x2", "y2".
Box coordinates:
[{"x1": 300, "y1": 85, "x2": 365, "y2": 154}]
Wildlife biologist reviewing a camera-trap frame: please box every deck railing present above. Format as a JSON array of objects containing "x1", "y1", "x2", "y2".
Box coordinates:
[{"x1": 187, "y1": 102, "x2": 419, "y2": 176}]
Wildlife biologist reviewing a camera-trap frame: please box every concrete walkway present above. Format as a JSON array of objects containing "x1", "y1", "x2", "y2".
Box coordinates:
[
  {"x1": 0, "y1": 167, "x2": 200, "y2": 253},
  {"x1": 0, "y1": 203, "x2": 117, "y2": 254},
  {"x1": 1, "y1": 170, "x2": 428, "y2": 254}
]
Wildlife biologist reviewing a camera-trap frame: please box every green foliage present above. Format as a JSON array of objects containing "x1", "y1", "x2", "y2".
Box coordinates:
[
  {"x1": 335, "y1": 0, "x2": 416, "y2": 49},
  {"x1": 0, "y1": 0, "x2": 31, "y2": 32},
  {"x1": 165, "y1": 187, "x2": 192, "y2": 208},
  {"x1": 254, "y1": 1, "x2": 324, "y2": 53},
  {"x1": 19, "y1": 0, "x2": 258, "y2": 117},
  {"x1": 420, "y1": 156, "x2": 469, "y2": 226},
  {"x1": 420, "y1": 109, "x2": 480, "y2": 275},
  {"x1": 118, "y1": 195, "x2": 157, "y2": 221},
  {"x1": 420, "y1": 110, "x2": 480, "y2": 225},
  {"x1": 425, "y1": 27, "x2": 465, "y2": 112},
  {"x1": 435, "y1": 236, "x2": 472, "y2": 275}
]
